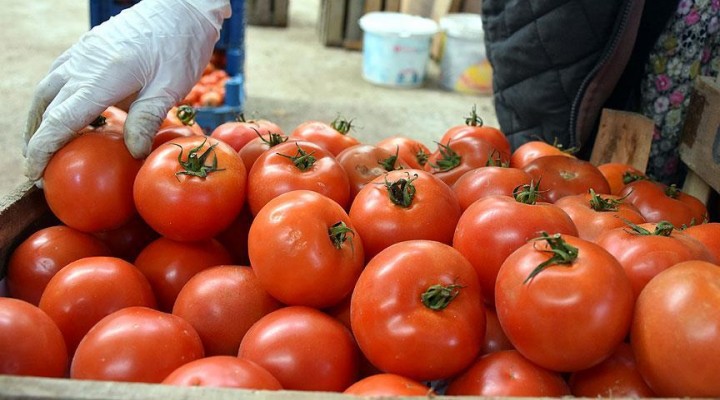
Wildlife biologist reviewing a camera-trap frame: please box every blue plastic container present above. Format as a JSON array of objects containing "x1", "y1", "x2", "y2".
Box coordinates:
[{"x1": 88, "y1": 0, "x2": 246, "y2": 133}]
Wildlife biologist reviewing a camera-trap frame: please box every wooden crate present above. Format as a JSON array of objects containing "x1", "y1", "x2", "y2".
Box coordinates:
[{"x1": 246, "y1": 0, "x2": 290, "y2": 27}]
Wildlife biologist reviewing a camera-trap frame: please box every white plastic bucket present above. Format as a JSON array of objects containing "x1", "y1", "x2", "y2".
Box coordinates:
[
  {"x1": 439, "y1": 13, "x2": 493, "y2": 94},
  {"x1": 358, "y1": 12, "x2": 438, "y2": 88}
]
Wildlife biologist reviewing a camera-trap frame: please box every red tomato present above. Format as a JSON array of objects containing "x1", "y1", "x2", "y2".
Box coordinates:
[
  {"x1": 451, "y1": 166, "x2": 533, "y2": 210},
  {"x1": 71, "y1": 306, "x2": 204, "y2": 383},
  {"x1": 91, "y1": 216, "x2": 159, "y2": 262},
  {"x1": 134, "y1": 136, "x2": 247, "y2": 242},
  {"x1": 248, "y1": 190, "x2": 364, "y2": 308},
  {"x1": 160, "y1": 105, "x2": 205, "y2": 136},
  {"x1": 619, "y1": 180, "x2": 708, "y2": 227},
  {"x1": 597, "y1": 162, "x2": 646, "y2": 195},
  {"x1": 343, "y1": 374, "x2": 432, "y2": 396},
  {"x1": 162, "y1": 356, "x2": 282, "y2": 390},
  {"x1": 594, "y1": 221, "x2": 715, "y2": 299},
  {"x1": 210, "y1": 114, "x2": 285, "y2": 152},
  {"x1": 43, "y1": 131, "x2": 143, "y2": 232},
  {"x1": 134, "y1": 237, "x2": 233, "y2": 312},
  {"x1": 351, "y1": 240, "x2": 486, "y2": 381},
  {"x1": 151, "y1": 125, "x2": 203, "y2": 152},
  {"x1": 522, "y1": 155, "x2": 611, "y2": 203},
  {"x1": 335, "y1": 143, "x2": 408, "y2": 201},
  {"x1": 631, "y1": 260, "x2": 720, "y2": 397},
  {"x1": 568, "y1": 342, "x2": 656, "y2": 398},
  {"x1": 554, "y1": 190, "x2": 647, "y2": 242},
  {"x1": 452, "y1": 185, "x2": 579, "y2": 304},
  {"x1": 6, "y1": 225, "x2": 111, "y2": 305},
  {"x1": 510, "y1": 140, "x2": 576, "y2": 169},
  {"x1": 246, "y1": 140, "x2": 350, "y2": 215},
  {"x1": 445, "y1": 350, "x2": 571, "y2": 397},
  {"x1": 213, "y1": 205, "x2": 254, "y2": 266},
  {"x1": 38, "y1": 256, "x2": 156, "y2": 355},
  {"x1": 238, "y1": 306, "x2": 359, "y2": 392},
  {"x1": 289, "y1": 118, "x2": 360, "y2": 156},
  {"x1": 682, "y1": 222, "x2": 720, "y2": 261},
  {"x1": 482, "y1": 305, "x2": 514, "y2": 354},
  {"x1": 495, "y1": 233, "x2": 634, "y2": 372},
  {"x1": 172, "y1": 265, "x2": 282, "y2": 356},
  {"x1": 238, "y1": 132, "x2": 290, "y2": 173},
  {"x1": 425, "y1": 135, "x2": 511, "y2": 187},
  {"x1": 349, "y1": 169, "x2": 462, "y2": 261},
  {"x1": 0, "y1": 298, "x2": 68, "y2": 378},
  {"x1": 440, "y1": 106, "x2": 511, "y2": 156},
  {"x1": 375, "y1": 135, "x2": 431, "y2": 170}
]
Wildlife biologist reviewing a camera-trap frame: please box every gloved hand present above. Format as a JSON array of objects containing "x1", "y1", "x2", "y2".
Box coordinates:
[{"x1": 23, "y1": 0, "x2": 232, "y2": 181}]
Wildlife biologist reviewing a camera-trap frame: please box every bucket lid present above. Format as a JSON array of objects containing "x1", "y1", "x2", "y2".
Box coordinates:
[
  {"x1": 359, "y1": 12, "x2": 438, "y2": 37},
  {"x1": 440, "y1": 13, "x2": 484, "y2": 39}
]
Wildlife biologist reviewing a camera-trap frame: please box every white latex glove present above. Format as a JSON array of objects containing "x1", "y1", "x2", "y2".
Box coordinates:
[{"x1": 23, "y1": 0, "x2": 231, "y2": 181}]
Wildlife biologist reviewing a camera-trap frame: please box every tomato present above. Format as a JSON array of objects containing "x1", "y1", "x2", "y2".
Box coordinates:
[
  {"x1": 133, "y1": 136, "x2": 247, "y2": 242},
  {"x1": 151, "y1": 125, "x2": 203, "y2": 152},
  {"x1": 213, "y1": 205, "x2": 254, "y2": 265},
  {"x1": 439, "y1": 106, "x2": 511, "y2": 156},
  {"x1": 619, "y1": 179, "x2": 708, "y2": 227},
  {"x1": 0, "y1": 297, "x2": 68, "y2": 378},
  {"x1": 594, "y1": 221, "x2": 715, "y2": 299},
  {"x1": 91, "y1": 216, "x2": 159, "y2": 262},
  {"x1": 162, "y1": 356, "x2": 282, "y2": 390},
  {"x1": 424, "y1": 135, "x2": 511, "y2": 187},
  {"x1": 510, "y1": 139, "x2": 575, "y2": 169},
  {"x1": 351, "y1": 240, "x2": 485, "y2": 381},
  {"x1": 238, "y1": 132, "x2": 290, "y2": 173},
  {"x1": 482, "y1": 305, "x2": 514, "y2": 354},
  {"x1": 554, "y1": 190, "x2": 647, "y2": 242},
  {"x1": 248, "y1": 190, "x2": 364, "y2": 308},
  {"x1": 134, "y1": 237, "x2": 233, "y2": 311},
  {"x1": 160, "y1": 105, "x2": 205, "y2": 136},
  {"x1": 246, "y1": 140, "x2": 350, "y2": 215},
  {"x1": 682, "y1": 222, "x2": 720, "y2": 261},
  {"x1": 210, "y1": 114, "x2": 285, "y2": 152},
  {"x1": 375, "y1": 135, "x2": 431, "y2": 170},
  {"x1": 445, "y1": 350, "x2": 571, "y2": 397},
  {"x1": 79, "y1": 106, "x2": 127, "y2": 134},
  {"x1": 452, "y1": 183, "x2": 579, "y2": 304},
  {"x1": 172, "y1": 265, "x2": 282, "y2": 356},
  {"x1": 343, "y1": 374, "x2": 432, "y2": 396},
  {"x1": 495, "y1": 233, "x2": 634, "y2": 372},
  {"x1": 43, "y1": 131, "x2": 143, "y2": 232},
  {"x1": 522, "y1": 155, "x2": 611, "y2": 203},
  {"x1": 348, "y1": 169, "x2": 462, "y2": 261},
  {"x1": 71, "y1": 306, "x2": 204, "y2": 383},
  {"x1": 597, "y1": 162, "x2": 646, "y2": 195},
  {"x1": 289, "y1": 117, "x2": 360, "y2": 156},
  {"x1": 568, "y1": 342, "x2": 656, "y2": 397},
  {"x1": 335, "y1": 143, "x2": 408, "y2": 201},
  {"x1": 238, "y1": 306, "x2": 359, "y2": 392},
  {"x1": 631, "y1": 260, "x2": 720, "y2": 397},
  {"x1": 6, "y1": 225, "x2": 111, "y2": 305},
  {"x1": 38, "y1": 256, "x2": 157, "y2": 355},
  {"x1": 451, "y1": 165, "x2": 533, "y2": 211}
]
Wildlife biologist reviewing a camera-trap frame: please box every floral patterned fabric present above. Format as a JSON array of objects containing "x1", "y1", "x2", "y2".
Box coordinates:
[{"x1": 641, "y1": 0, "x2": 720, "y2": 184}]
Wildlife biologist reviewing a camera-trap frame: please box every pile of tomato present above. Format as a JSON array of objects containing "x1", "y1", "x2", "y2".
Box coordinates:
[{"x1": 2, "y1": 105, "x2": 720, "y2": 398}]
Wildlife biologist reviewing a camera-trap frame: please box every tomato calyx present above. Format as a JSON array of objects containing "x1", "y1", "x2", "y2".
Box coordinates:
[
  {"x1": 233, "y1": 113, "x2": 249, "y2": 123},
  {"x1": 383, "y1": 172, "x2": 418, "y2": 208},
  {"x1": 277, "y1": 144, "x2": 317, "y2": 171},
  {"x1": 622, "y1": 171, "x2": 646, "y2": 185},
  {"x1": 415, "y1": 146, "x2": 430, "y2": 167},
  {"x1": 330, "y1": 117, "x2": 354, "y2": 135},
  {"x1": 253, "y1": 127, "x2": 287, "y2": 148},
  {"x1": 172, "y1": 139, "x2": 225, "y2": 179},
  {"x1": 378, "y1": 147, "x2": 402, "y2": 172},
  {"x1": 464, "y1": 104, "x2": 484, "y2": 127},
  {"x1": 524, "y1": 232, "x2": 579, "y2": 283},
  {"x1": 89, "y1": 115, "x2": 107, "y2": 128},
  {"x1": 623, "y1": 219, "x2": 676, "y2": 237},
  {"x1": 421, "y1": 283, "x2": 464, "y2": 311},
  {"x1": 328, "y1": 221, "x2": 355, "y2": 251},
  {"x1": 175, "y1": 105, "x2": 198, "y2": 127},
  {"x1": 485, "y1": 149, "x2": 509, "y2": 167},
  {"x1": 587, "y1": 189, "x2": 625, "y2": 212},
  {"x1": 430, "y1": 142, "x2": 461, "y2": 172},
  {"x1": 513, "y1": 180, "x2": 542, "y2": 205},
  {"x1": 664, "y1": 184, "x2": 682, "y2": 199}
]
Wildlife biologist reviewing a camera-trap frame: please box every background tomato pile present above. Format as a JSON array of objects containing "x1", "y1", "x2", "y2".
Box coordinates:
[{"x1": 2, "y1": 106, "x2": 720, "y2": 398}]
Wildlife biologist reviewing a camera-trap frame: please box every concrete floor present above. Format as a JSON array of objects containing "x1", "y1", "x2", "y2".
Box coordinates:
[{"x1": 0, "y1": 0, "x2": 496, "y2": 200}]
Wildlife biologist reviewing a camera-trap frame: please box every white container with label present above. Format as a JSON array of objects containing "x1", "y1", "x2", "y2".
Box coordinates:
[
  {"x1": 358, "y1": 12, "x2": 438, "y2": 88},
  {"x1": 439, "y1": 13, "x2": 493, "y2": 95}
]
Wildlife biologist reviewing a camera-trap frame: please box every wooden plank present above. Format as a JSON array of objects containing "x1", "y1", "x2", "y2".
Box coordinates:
[
  {"x1": 272, "y1": 0, "x2": 289, "y2": 27},
  {"x1": 317, "y1": 0, "x2": 348, "y2": 47},
  {"x1": 399, "y1": 0, "x2": 433, "y2": 16},
  {"x1": 461, "y1": 0, "x2": 483, "y2": 14},
  {"x1": 343, "y1": 0, "x2": 365, "y2": 50},
  {"x1": 246, "y1": 0, "x2": 288, "y2": 27},
  {"x1": 363, "y1": 0, "x2": 383, "y2": 13},
  {"x1": 682, "y1": 170, "x2": 712, "y2": 205},
  {"x1": 385, "y1": 0, "x2": 401, "y2": 12},
  {"x1": 589, "y1": 108, "x2": 654, "y2": 173}
]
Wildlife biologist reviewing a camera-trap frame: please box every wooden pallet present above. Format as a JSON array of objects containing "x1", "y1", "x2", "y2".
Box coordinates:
[{"x1": 246, "y1": 0, "x2": 290, "y2": 27}]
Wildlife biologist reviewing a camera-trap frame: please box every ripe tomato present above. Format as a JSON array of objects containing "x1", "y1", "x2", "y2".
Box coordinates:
[
  {"x1": 213, "y1": 205, "x2": 254, "y2": 265},
  {"x1": 238, "y1": 132, "x2": 290, "y2": 173},
  {"x1": 597, "y1": 162, "x2": 646, "y2": 195},
  {"x1": 134, "y1": 237, "x2": 233, "y2": 312},
  {"x1": 79, "y1": 106, "x2": 127, "y2": 134},
  {"x1": 172, "y1": 265, "x2": 282, "y2": 356},
  {"x1": 289, "y1": 117, "x2": 360, "y2": 156},
  {"x1": 246, "y1": 140, "x2": 350, "y2": 215},
  {"x1": 451, "y1": 166, "x2": 533, "y2": 210},
  {"x1": 452, "y1": 184, "x2": 578, "y2": 304},
  {"x1": 160, "y1": 105, "x2": 205, "y2": 136},
  {"x1": 522, "y1": 155, "x2": 611, "y2": 203},
  {"x1": 619, "y1": 180, "x2": 708, "y2": 227},
  {"x1": 375, "y1": 135, "x2": 431, "y2": 170},
  {"x1": 510, "y1": 139, "x2": 575, "y2": 169},
  {"x1": 348, "y1": 169, "x2": 462, "y2": 261},
  {"x1": 351, "y1": 240, "x2": 485, "y2": 381},
  {"x1": 445, "y1": 350, "x2": 571, "y2": 396},
  {"x1": 682, "y1": 222, "x2": 720, "y2": 261},
  {"x1": 440, "y1": 106, "x2": 511, "y2": 156},
  {"x1": 482, "y1": 305, "x2": 514, "y2": 354},
  {"x1": 43, "y1": 131, "x2": 143, "y2": 233},
  {"x1": 631, "y1": 260, "x2": 720, "y2": 397},
  {"x1": 335, "y1": 143, "x2": 408, "y2": 201},
  {"x1": 594, "y1": 221, "x2": 715, "y2": 299},
  {"x1": 38, "y1": 256, "x2": 156, "y2": 355},
  {"x1": 151, "y1": 125, "x2": 203, "y2": 152},
  {"x1": 248, "y1": 190, "x2": 364, "y2": 308},
  {"x1": 425, "y1": 136, "x2": 511, "y2": 187},
  {"x1": 554, "y1": 190, "x2": 647, "y2": 242},
  {"x1": 210, "y1": 114, "x2": 284, "y2": 152},
  {"x1": 343, "y1": 374, "x2": 432, "y2": 396},
  {"x1": 162, "y1": 356, "x2": 282, "y2": 390},
  {"x1": 568, "y1": 342, "x2": 656, "y2": 398},
  {"x1": 71, "y1": 306, "x2": 204, "y2": 383},
  {"x1": 133, "y1": 136, "x2": 247, "y2": 242},
  {"x1": 495, "y1": 233, "x2": 634, "y2": 372},
  {"x1": 238, "y1": 306, "x2": 359, "y2": 392},
  {"x1": 6, "y1": 225, "x2": 111, "y2": 305},
  {"x1": 91, "y1": 216, "x2": 159, "y2": 262},
  {"x1": 0, "y1": 297, "x2": 68, "y2": 378}
]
